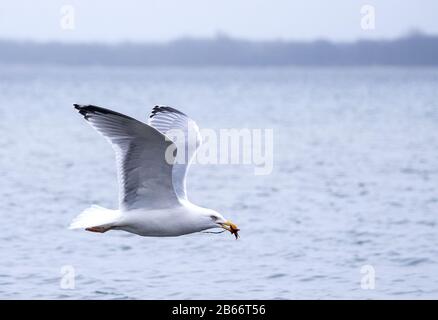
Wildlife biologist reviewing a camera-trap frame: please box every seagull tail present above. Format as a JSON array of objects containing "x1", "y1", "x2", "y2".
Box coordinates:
[{"x1": 69, "y1": 205, "x2": 121, "y2": 230}]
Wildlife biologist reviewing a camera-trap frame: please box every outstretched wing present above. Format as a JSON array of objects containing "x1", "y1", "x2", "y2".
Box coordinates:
[
  {"x1": 148, "y1": 106, "x2": 202, "y2": 200},
  {"x1": 74, "y1": 104, "x2": 180, "y2": 210}
]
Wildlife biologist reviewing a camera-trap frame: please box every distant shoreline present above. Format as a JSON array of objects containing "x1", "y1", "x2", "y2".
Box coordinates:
[{"x1": 2, "y1": 34, "x2": 438, "y2": 66}]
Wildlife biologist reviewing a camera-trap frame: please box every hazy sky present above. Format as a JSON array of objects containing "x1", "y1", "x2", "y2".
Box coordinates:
[{"x1": 1, "y1": 0, "x2": 437, "y2": 43}]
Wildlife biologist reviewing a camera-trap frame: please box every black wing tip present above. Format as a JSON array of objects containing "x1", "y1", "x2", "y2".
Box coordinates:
[
  {"x1": 73, "y1": 104, "x2": 97, "y2": 119},
  {"x1": 73, "y1": 104, "x2": 99, "y2": 112},
  {"x1": 149, "y1": 105, "x2": 186, "y2": 118},
  {"x1": 74, "y1": 104, "x2": 133, "y2": 120}
]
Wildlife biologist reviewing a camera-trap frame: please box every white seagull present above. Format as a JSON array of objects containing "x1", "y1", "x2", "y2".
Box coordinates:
[{"x1": 69, "y1": 104, "x2": 239, "y2": 239}]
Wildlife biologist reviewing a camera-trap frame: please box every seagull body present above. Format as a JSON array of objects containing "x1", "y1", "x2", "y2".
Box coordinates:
[{"x1": 69, "y1": 105, "x2": 239, "y2": 238}]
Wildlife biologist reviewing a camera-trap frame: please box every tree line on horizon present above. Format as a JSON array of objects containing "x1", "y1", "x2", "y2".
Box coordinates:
[{"x1": 1, "y1": 33, "x2": 437, "y2": 66}]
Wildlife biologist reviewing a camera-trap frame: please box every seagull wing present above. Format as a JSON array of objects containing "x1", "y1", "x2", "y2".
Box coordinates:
[
  {"x1": 148, "y1": 106, "x2": 202, "y2": 200},
  {"x1": 74, "y1": 104, "x2": 180, "y2": 210}
]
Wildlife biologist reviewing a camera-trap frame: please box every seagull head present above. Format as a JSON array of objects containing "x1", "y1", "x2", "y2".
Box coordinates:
[{"x1": 208, "y1": 211, "x2": 240, "y2": 239}]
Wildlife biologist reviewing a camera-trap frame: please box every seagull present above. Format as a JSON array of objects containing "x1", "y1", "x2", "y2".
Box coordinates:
[{"x1": 69, "y1": 104, "x2": 239, "y2": 239}]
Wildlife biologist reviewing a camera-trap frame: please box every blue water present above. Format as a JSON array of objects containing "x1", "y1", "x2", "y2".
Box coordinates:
[{"x1": 0, "y1": 65, "x2": 437, "y2": 299}]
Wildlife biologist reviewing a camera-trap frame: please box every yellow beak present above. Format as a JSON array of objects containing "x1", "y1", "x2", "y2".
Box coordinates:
[{"x1": 221, "y1": 220, "x2": 240, "y2": 239}]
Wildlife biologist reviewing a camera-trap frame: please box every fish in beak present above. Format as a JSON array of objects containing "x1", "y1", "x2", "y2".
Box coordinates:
[{"x1": 221, "y1": 220, "x2": 240, "y2": 239}]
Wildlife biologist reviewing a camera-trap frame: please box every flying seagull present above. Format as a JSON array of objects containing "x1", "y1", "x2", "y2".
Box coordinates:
[{"x1": 69, "y1": 104, "x2": 239, "y2": 239}]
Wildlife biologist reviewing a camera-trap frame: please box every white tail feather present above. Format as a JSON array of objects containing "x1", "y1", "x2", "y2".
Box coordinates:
[{"x1": 69, "y1": 205, "x2": 121, "y2": 229}]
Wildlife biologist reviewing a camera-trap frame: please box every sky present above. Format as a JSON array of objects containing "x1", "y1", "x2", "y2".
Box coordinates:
[{"x1": 0, "y1": 0, "x2": 437, "y2": 43}]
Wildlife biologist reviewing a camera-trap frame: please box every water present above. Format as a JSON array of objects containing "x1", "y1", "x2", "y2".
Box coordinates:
[{"x1": 0, "y1": 65, "x2": 438, "y2": 299}]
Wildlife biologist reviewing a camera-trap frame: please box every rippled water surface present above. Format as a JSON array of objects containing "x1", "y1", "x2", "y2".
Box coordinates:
[{"x1": 0, "y1": 65, "x2": 438, "y2": 299}]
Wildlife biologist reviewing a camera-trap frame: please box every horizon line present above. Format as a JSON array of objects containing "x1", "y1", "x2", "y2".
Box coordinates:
[{"x1": 0, "y1": 30, "x2": 434, "y2": 46}]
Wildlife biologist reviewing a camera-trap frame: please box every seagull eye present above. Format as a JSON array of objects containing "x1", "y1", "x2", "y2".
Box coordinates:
[{"x1": 210, "y1": 215, "x2": 217, "y2": 221}]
